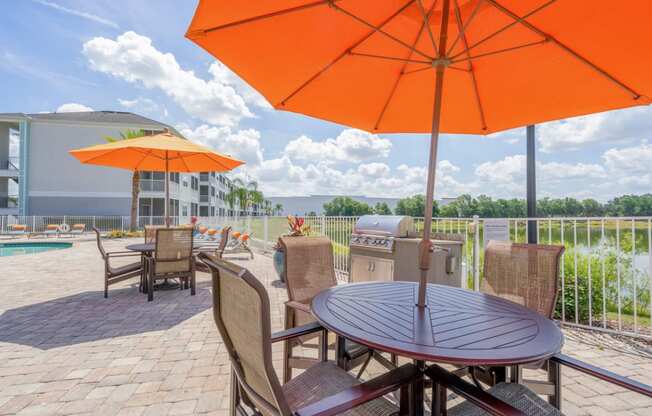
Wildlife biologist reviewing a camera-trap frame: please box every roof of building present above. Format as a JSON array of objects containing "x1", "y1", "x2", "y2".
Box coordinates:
[{"x1": 0, "y1": 111, "x2": 179, "y2": 134}]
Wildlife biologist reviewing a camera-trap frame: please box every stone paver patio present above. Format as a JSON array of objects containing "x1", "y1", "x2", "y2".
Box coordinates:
[{"x1": 0, "y1": 238, "x2": 650, "y2": 415}]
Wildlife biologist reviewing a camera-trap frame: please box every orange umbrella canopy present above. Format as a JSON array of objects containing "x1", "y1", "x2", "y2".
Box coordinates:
[
  {"x1": 186, "y1": 0, "x2": 652, "y2": 134},
  {"x1": 69, "y1": 132, "x2": 244, "y2": 172}
]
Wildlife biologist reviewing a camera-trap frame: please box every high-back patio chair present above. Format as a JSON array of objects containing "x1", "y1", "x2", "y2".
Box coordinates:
[
  {"x1": 144, "y1": 225, "x2": 165, "y2": 244},
  {"x1": 482, "y1": 241, "x2": 564, "y2": 319},
  {"x1": 458, "y1": 241, "x2": 565, "y2": 401},
  {"x1": 93, "y1": 227, "x2": 143, "y2": 298},
  {"x1": 198, "y1": 252, "x2": 415, "y2": 416},
  {"x1": 146, "y1": 228, "x2": 195, "y2": 301},
  {"x1": 279, "y1": 236, "x2": 394, "y2": 382}
]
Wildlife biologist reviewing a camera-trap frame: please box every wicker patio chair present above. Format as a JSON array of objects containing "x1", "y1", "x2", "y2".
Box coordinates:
[
  {"x1": 449, "y1": 241, "x2": 565, "y2": 407},
  {"x1": 426, "y1": 355, "x2": 652, "y2": 416},
  {"x1": 93, "y1": 227, "x2": 143, "y2": 298},
  {"x1": 279, "y1": 236, "x2": 395, "y2": 383},
  {"x1": 146, "y1": 228, "x2": 195, "y2": 301},
  {"x1": 144, "y1": 225, "x2": 165, "y2": 244},
  {"x1": 198, "y1": 252, "x2": 417, "y2": 416}
]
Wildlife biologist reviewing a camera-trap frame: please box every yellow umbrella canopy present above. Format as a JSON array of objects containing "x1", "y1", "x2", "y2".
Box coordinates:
[
  {"x1": 70, "y1": 132, "x2": 245, "y2": 226},
  {"x1": 69, "y1": 132, "x2": 244, "y2": 172}
]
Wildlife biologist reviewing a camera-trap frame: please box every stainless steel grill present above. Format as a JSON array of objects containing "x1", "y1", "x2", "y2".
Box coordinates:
[
  {"x1": 350, "y1": 215, "x2": 414, "y2": 253},
  {"x1": 349, "y1": 215, "x2": 465, "y2": 287}
]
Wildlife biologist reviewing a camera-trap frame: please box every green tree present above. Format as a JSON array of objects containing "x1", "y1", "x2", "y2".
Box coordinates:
[
  {"x1": 103, "y1": 129, "x2": 147, "y2": 231},
  {"x1": 373, "y1": 202, "x2": 392, "y2": 215},
  {"x1": 395, "y1": 195, "x2": 438, "y2": 217},
  {"x1": 323, "y1": 197, "x2": 372, "y2": 216},
  {"x1": 274, "y1": 203, "x2": 283, "y2": 216},
  {"x1": 581, "y1": 198, "x2": 603, "y2": 217}
]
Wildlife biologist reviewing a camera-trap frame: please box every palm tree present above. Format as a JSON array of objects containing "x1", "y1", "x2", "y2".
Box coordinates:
[
  {"x1": 274, "y1": 203, "x2": 283, "y2": 216},
  {"x1": 103, "y1": 129, "x2": 146, "y2": 230}
]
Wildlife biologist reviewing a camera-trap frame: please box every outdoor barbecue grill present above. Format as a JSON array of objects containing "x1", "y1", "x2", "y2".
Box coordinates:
[{"x1": 349, "y1": 215, "x2": 464, "y2": 287}]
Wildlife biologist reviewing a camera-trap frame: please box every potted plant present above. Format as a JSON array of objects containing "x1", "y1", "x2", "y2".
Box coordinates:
[{"x1": 273, "y1": 215, "x2": 311, "y2": 282}]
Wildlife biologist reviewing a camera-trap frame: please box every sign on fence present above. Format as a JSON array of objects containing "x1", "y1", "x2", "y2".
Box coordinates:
[{"x1": 483, "y1": 219, "x2": 510, "y2": 248}]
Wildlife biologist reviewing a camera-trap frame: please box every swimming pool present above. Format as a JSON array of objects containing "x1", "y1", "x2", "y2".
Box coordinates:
[{"x1": 0, "y1": 242, "x2": 73, "y2": 257}]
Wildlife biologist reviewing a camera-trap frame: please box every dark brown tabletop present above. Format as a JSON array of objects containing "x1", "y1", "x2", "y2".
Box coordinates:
[
  {"x1": 311, "y1": 281, "x2": 563, "y2": 366},
  {"x1": 126, "y1": 243, "x2": 155, "y2": 252}
]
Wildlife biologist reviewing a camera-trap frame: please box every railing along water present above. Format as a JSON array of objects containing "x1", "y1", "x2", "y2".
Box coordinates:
[{"x1": 1, "y1": 214, "x2": 650, "y2": 340}]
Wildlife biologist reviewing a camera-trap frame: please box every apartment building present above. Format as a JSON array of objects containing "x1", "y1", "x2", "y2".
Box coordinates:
[{"x1": 0, "y1": 111, "x2": 248, "y2": 220}]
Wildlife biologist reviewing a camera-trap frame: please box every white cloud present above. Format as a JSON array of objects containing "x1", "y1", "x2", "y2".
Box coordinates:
[
  {"x1": 117, "y1": 97, "x2": 166, "y2": 118},
  {"x1": 536, "y1": 107, "x2": 652, "y2": 153},
  {"x1": 357, "y1": 163, "x2": 390, "y2": 178},
  {"x1": 56, "y1": 103, "x2": 94, "y2": 112},
  {"x1": 83, "y1": 31, "x2": 253, "y2": 127},
  {"x1": 33, "y1": 0, "x2": 119, "y2": 28},
  {"x1": 179, "y1": 124, "x2": 263, "y2": 166},
  {"x1": 601, "y1": 141, "x2": 652, "y2": 188},
  {"x1": 284, "y1": 129, "x2": 392, "y2": 164}
]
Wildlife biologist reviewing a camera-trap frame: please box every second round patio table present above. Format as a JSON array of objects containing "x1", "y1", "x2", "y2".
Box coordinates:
[{"x1": 311, "y1": 281, "x2": 564, "y2": 414}]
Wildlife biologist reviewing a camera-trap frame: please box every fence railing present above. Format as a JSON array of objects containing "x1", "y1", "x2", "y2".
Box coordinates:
[{"x1": 1, "y1": 214, "x2": 651, "y2": 340}]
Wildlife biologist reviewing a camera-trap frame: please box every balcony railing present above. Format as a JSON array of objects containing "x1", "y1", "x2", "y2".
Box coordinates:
[
  {"x1": 0, "y1": 196, "x2": 18, "y2": 208},
  {"x1": 0, "y1": 157, "x2": 19, "y2": 170}
]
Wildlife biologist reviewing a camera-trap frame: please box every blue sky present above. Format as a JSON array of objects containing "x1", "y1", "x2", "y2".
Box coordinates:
[{"x1": 2, "y1": 0, "x2": 651, "y2": 201}]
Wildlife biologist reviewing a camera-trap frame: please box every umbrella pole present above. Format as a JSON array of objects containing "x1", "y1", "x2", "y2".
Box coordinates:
[
  {"x1": 418, "y1": 0, "x2": 450, "y2": 308},
  {"x1": 165, "y1": 150, "x2": 170, "y2": 228}
]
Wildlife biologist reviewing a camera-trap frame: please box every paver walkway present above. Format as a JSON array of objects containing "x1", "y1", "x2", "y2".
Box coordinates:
[{"x1": 0, "y1": 238, "x2": 650, "y2": 415}]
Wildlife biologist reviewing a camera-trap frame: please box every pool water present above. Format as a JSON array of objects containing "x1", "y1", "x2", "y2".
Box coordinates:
[{"x1": 0, "y1": 242, "x2": 73, "y2": 257}]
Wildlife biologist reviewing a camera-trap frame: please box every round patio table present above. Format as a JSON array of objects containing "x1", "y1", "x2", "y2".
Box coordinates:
[
  {"x1": 312, "y1": 281, "x2": 563, "y2": 415},
  {"x1": 312, "y1": 281, "x2": 563, "y2": 366}
]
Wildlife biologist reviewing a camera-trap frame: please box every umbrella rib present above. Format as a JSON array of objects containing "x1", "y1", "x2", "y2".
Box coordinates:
[
  {"x1": 486, "y1": 0, "x2": 642, "y2": 100},
  {"x1": 451, "y1": 39, "x2": 549, "y2": 64},
  {"x1": 453, "y1": 0, "x2": 487, "y2": 132},
  {"x1": 415, "y1": 0, "x2": 439, "y2": 57},
  {"x1": 373, "y1": 1, "x2": 437, "y2": 130},
  {"x1": 446, "y1": 0, "x2": 485, "y2": 57},
  {"x1": 349, "y1": 51, "x2": 431, "y2": 65},
  {"x1": 134, "y1": 149, "x2": 153, "y2": 171},
  {"x1": 330, "y1": 2, "x2": 434, "y2": 61},
  {"x1": 200, "y1": 0, "x2": 335, "y2": 33},
  {"x1": 449, "y1": 0, "x2": 555, "y2": 61},
  {"x1": 278, "y1": 0, "x2": 417, "y2": 106},
  {"x1": 403, "y1": 66, "x2": 433, "y2": 76}
]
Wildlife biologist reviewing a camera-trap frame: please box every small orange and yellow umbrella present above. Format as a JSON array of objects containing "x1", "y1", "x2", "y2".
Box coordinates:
[{"x1": 70, "y1": 132, "x2": 244, "y2": 226}]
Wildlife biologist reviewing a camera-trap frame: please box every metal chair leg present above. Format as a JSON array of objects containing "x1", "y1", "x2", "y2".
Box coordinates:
[{"x1": 548, "y1": 359, "x2": 562, "y2": 409}]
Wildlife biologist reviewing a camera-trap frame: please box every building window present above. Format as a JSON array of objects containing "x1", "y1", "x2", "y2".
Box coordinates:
[
  {"x1": 191, "y1": 203, "x2": 198, "y2": 216},
  {"x1": 190, "y1": 177, "x2": 199, "y2": 191},
  {"x1": 210, "y1": 206, "x2": 215, "y2": 216},
  {"x1": 200, "y1": 185, "x2": 209, "y2": 202},
  {"x1": 211, "y1": 186, "x2": 215, "y2": 197},
  {"x1": 182, "y1": 205, "x2": 188, "y2": 217},
  {"x1": 199, "y1": 206, "x2": 208, "y2": 217},
  {"x1": 200, "y1": 172, "x2": 209, "y2": 181}
]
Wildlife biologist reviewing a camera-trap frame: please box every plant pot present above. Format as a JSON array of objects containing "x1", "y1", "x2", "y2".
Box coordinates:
[{"x1": 273, "y1": 249, "x2": 285, "y2": 282}]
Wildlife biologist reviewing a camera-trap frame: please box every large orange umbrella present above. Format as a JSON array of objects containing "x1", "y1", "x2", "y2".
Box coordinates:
[
  {"x1": 70, "y1": 132, "x2": 244, "y2": 226},
  {"x1": 186, "y1": 0, "x2": 652, "y2": 306}
]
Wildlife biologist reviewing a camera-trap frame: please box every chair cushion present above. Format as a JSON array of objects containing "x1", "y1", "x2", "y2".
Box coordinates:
[
  {"x1": 448, "y1": 382, "x2": 563, "y2": 416},
  {"x1": 283, "y1": 362, "x2": 398, "y2": 416},
  {"x1": 109, "y1": 262, "x2": 142, "y2": 276}
]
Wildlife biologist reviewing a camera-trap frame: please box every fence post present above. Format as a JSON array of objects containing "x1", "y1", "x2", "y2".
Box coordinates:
[
  {"x1": 321, "y1": 215, "x2": 326, "y2": 237},
  {"x1": 32, "y1": 216, "x2": 36, "y2": 233},
  {"x1": 473, "y1": 215, "x2": 480, "y2": 291},
  {"x1": 263, "y1": 215, "x2": 269, "y2": 251}
]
